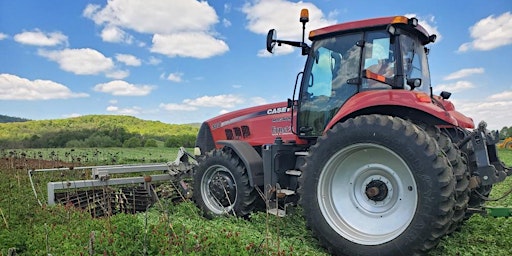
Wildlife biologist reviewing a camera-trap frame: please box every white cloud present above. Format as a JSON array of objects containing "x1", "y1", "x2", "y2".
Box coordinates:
[
  {"x1": 63, "y1": 113, "x2": 82, "y2": 118},
  {"x1": 458, "y1": 12, "x2": 512, "y2": 52},
  {"x1": 83, "y1": 0, "x2": 218, "y2": 34},
  {"x1": 488, "y1": 90, "x2": 512, "y2": 100},
  {"x1": 434, "y1": 81, "x2": 475, "y2": 93},
  {"x1": 93, "y1": 80, "x2": 155, "y2": 96},
  {"x1": 101, "y1": 26, "x2": 134, "y2": 44},
  {"x1": 38, "y1": 48, "x2": 128, "y2": 78},
  {"x1": 224, "y1": 3, "x2": 232, "y2": 14},
  {"x1": 184, "y1": 94, "x2": 244, "y2": 108},
  {"x1": 83, "y1": 0, "x2": 228, "y2": 59},
  {"x1": 0, "y1": 33, "x2": 8, "y2": 40},
  {"x1": 257, "y1": 45, "x2": 294, "y2": 57},
  {"x1": 150, "y1": 32, "x2": 229, "y2": 59},
  {"x1": 167, "y1": 72, "x2": 184, "y2": 82},
  {"x1": 38, "y1": 48, "x2": 115, "y2": 75},
  {"x1": 13, "y1": 29, "x2": 68, "y2": 46},
  {"x1": 160, "y1": 94, "x2": 262, "y2": 113},
  {"x1": 223, "y1": 18, "x2": 232, "y2": 27},
  {"x1": 105, "y1": 69, "x2": 130, "y2": 79},
  {"x1": 147, "y1": 56, "x2": 161, "y2": 65},
  {"x1": 250, "y1": 96, "x2": 268, "y2": 105},
  {"x1": 115, "y1": 54, "x2": 141, "y2": 66},
  {"x1": 0, "y1": 73, "x2": 88, "y2": 100},
  {"x1": 452, "y1": 94, "x2": 512, "y2": 131},
  {"x1": 159, "y1": 103, "x2": 198, "y2": 111},
  {"x1": 106, "y1": 105, "x2": 141, "y2": 115},
  {"x1": 443, "y1": 68, "x2": 484, "y2": 80},
  {"x1": 405, "y1": 14, "x2": 442, "y2": 42}
]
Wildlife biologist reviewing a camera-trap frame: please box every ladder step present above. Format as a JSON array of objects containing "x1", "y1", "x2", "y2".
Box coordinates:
[
  {"x1": 295, "y1": 151, "x2": 309, "y2": 156},
  {"x1": 285, "y1": 170, "x2": 302, "y2": 176},
  {"x1": 267, "y1": 207, "x2": 286, "y2": 217},
  {"x1": 278, "y1": 189, "x2": 295, "y2": 196}
]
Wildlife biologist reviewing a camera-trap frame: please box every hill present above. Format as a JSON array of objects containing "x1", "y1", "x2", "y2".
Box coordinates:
[
  {"x1": 0, "y1": 115, "x2": 197, "y2": 140},
  {"x1": 0, "y1": 114, "x2": 30, "y2": 123}
]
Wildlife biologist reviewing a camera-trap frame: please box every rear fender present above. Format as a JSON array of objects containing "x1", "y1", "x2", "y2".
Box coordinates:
[
  {"x1": 324, "y1": 90, "x2": 461, "y2": 132},
  {"x1": 216, "y1": 140, "x2": 263, "y2": 187}
]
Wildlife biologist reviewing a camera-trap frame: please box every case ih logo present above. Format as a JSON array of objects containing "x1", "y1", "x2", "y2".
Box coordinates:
[{"x1": 267, "y1": 107, "x2": 289, "y2": 115}]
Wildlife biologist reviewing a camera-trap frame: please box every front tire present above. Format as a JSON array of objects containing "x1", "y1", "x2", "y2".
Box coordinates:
[
  {"x1": 193, "y1": 148, "x2": 257, "y2": 218},
  {"x1": 300, "y1": 115, "x2": 455, "y2": 255}
]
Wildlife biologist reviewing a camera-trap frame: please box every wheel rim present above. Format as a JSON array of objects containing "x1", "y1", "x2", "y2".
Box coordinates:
[
  {"x1": 200, "y1": 164, "x2": 237, "y2": 214},
  {"x1": 317, "y1": 143, "x2": 418, "y2": 245}
]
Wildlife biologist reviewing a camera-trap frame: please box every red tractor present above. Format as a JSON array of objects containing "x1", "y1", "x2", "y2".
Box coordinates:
[{"x1": 191, "y1": 9, "x2": 511, "y2": 255}]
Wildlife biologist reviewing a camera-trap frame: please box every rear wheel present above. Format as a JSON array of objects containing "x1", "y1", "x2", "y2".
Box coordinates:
[
  {"x1": 193, "y1": 148, "x2": 257, "y2": 218},
  {"x1": 300, "y1": 115, "x2": 455, "y2": 255},
  {"x1": 421, "y1": 126, "x2": 470, "y2": 233}
]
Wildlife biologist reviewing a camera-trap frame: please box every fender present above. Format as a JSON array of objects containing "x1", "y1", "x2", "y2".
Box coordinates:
[
  {"x1": 216, "y1": 140, "x2": 263, "y2": 187},
  {"x1": 325, "y1": 90, "x2": 470, "y2": 131}
]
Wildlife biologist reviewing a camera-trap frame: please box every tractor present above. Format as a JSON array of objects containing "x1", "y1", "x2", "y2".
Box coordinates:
[{"x1": 191, "y1": 9, "x2": 511, "y2": 256}]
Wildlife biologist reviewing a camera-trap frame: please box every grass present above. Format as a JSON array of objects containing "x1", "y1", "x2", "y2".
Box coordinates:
[{"x1": 0, "y1": 148, "x2": 511, "y2": 255}]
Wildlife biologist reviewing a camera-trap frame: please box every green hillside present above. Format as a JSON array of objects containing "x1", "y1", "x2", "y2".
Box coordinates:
[{"x1": 0, "y1": 115, "x2": 197, "y2": 140}]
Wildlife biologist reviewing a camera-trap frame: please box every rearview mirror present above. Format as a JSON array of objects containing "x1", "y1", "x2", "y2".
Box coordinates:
[{"x1": 266, "y1": 29, "x2": 277, "y2": 53}]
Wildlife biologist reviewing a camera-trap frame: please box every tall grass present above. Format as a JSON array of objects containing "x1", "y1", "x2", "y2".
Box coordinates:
[{"x1": 1, "y1": 148, "x2": 511, "y2": 255}]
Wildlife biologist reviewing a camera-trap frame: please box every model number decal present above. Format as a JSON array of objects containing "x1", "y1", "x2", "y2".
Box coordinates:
[{"x1": 272, "y1": 126, "x2": 292, "y2": 135}]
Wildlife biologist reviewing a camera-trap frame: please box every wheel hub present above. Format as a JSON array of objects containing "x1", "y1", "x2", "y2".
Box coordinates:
[
  {"x1": 365, "y1": 180, "x2": 389, "y2": 201},
  {"x1": 209, "y1": 172, "x2": 236, "y2": 207}
]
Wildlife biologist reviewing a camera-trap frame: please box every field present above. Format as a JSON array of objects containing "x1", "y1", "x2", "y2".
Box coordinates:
[{"x1": 1, "y1": 148, "x2": 511, "y2": 255}]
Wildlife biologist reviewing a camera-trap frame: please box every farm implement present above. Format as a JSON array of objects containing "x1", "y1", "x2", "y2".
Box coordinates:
[
  {"x1": 29, "y1": 8, "x2": 512, "y2": 256},
  {"x1": 28, "y1": 147, "x2": 196, "y2": 217}
]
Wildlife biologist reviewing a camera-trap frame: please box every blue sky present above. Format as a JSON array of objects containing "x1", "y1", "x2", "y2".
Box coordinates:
[{"x1": 0, "y1": 0, "x2": 511, "y2": 130}]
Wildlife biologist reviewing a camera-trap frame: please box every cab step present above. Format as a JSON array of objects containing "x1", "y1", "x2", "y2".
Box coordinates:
[{"x1": 285, "y1": 169, "x2": 302, "y2": 176}]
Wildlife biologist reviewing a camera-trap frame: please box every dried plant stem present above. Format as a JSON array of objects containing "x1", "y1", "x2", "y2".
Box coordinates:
[{"x1": 0, "y1": 207, "x2": 8, "y2": 229}]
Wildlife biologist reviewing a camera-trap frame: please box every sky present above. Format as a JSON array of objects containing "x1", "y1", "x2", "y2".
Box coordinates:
[{"x1": 0, "y1": 0, "x2": 511, "y2": 130}]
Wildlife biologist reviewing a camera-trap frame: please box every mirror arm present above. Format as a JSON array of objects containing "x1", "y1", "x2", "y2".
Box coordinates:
[{"x1": 273, "y1": 40, "x2": 310, "y2": 55}]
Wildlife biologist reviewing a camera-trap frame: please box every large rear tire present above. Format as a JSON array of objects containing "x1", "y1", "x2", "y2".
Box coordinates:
[
  {"x1": 193, "y1": 148, "x2": 257, "y2": 218},
  {"x1": 300, "y1": 115, "x2": 455, "y2": 255},
  {"x1": 421, "y1": 126, "x2": 470, "y2": 234}
]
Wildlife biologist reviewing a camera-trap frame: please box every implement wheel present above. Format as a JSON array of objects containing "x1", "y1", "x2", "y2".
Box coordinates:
[
  {"x1": 300, "y1": 115, "x2": 455, "y2": 256},
  {"x1": 193, "y1": 148, "x2": 257, "y2": 217}
]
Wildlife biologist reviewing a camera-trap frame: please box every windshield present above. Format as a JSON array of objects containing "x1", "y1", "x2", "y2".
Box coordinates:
[
  {"x1": 297, "y1": 33, "x2": 362, "y2": 136},
  {"x1": 399, "y1": 34, "x2": 431, "y2": 93}
]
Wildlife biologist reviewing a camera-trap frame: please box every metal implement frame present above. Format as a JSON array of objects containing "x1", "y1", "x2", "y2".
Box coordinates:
[
  {"x1": 28, "y1": 147, "x2": 197, "y2": 206},
  {"x1": 30, "y1": 163, "x2": 171, "y2": 205}
]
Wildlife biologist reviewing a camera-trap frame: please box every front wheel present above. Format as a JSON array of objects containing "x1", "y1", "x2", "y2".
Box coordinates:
[
  {"x1": 193, "y1": 148, "x2": 257, "y2": 218},
  {"x1": 300, "y1": 115, "x2": 455, "y2": 256}
]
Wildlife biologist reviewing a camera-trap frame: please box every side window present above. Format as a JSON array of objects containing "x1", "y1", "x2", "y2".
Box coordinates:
[
  {"x1": 362, "y1": 31, "x2": 394, "y2": 89},
  {"x1": 400, "y1": 34, "x2": 431, "y2": 92}
]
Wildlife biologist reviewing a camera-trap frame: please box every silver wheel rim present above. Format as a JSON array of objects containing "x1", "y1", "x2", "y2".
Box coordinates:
[
  {"x1": 200, "y1": 164, "x2": 237, "y2": 214},
  {"x1": 317, "y1": 143, "x2": 418, "y2": 245}
]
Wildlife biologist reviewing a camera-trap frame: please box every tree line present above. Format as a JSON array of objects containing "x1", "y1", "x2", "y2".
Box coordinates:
[
  {"x1": 500, "y1": 126, "x2": 512, "y2": 140},
  {"x1": 0, "y1": 127, "x2": 196, "y2": 149}
]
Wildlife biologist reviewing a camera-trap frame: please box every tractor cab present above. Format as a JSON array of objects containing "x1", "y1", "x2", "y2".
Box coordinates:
[{"x1": 267, "y1": 13, "x2": 437, "y2": 137}]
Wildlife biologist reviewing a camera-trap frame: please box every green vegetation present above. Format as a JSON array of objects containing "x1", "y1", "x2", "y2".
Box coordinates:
[
  {"x1": 500, "y1": 126, "x2": 512, "y2": 140},
  {"x1": 0, "y1": 148, "x2": 511, "y2": 255},
  {"x1": 0, "y1": 115, "x2": 198, "y2": 149},
  {"x1": 1, "y1": 147, "x2": 188, "y2": 166},
  {"x1": 0, "y1": 114, "x2": 30, "y2": 123}
]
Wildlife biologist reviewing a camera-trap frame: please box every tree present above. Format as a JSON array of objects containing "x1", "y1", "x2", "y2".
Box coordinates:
[
  {"x1": 500, "y1": 126, "x2": 512, "y2": 140},
  {"x1": 144, "y1": 139, "x2": 158, "y2": 147},
  {"x1": 123, "y1": 137, "x2": 142, "y2": 148}
]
